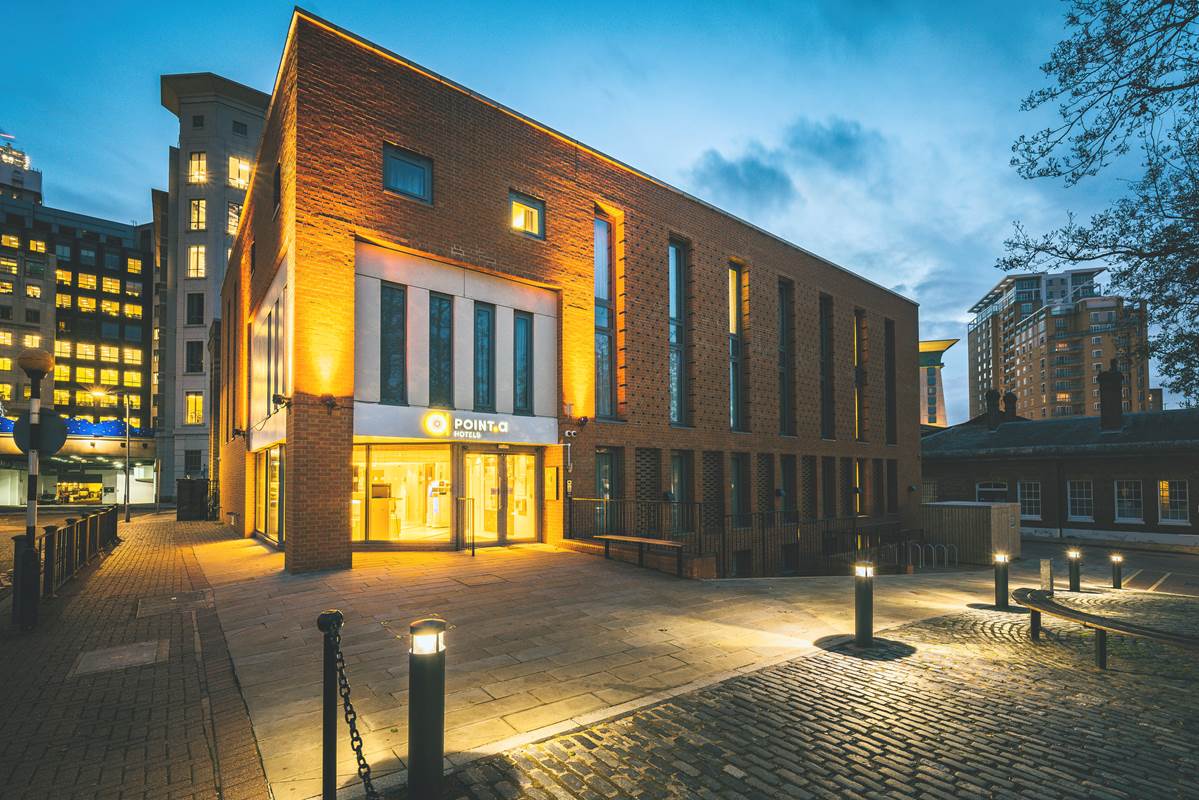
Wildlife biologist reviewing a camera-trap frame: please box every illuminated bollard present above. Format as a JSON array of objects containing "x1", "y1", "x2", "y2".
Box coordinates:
[
  {"x1": 1110, "y1": 553, "x2": 1123, "y2": 589},
  {"x1": 993, "y1": 552, "x2": 1010, "y2": 610},
  {"x1": 854, "y1": 563, "x2": 874, "y2": 647},
  {"x1": 408, "y1": 618, "x2": 447, "y2": 798},
  {"x1": 1066, "y1": 549, "x2": 1081, "y2": 592}
]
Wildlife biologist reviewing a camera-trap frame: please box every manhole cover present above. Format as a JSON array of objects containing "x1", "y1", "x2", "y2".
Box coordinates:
[
  {"x1": 136, "y1": 589, "x2": 213, "y2": 618},
  {"x1": 68, "y1": 640, "x2": 170, "y2": 678}
]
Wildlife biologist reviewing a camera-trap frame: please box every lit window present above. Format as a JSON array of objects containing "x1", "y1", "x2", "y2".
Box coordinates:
[
  {"x1": 187, "y1": 245, "x2": 206, "y2": 278},
  {"x1": 25, "y1": 284, "x2": 41, "y2": 299},
  {"x1": 228, "y1": 156, "x2": 251, "y2": 189},
  {"x1": 100, "y1": 368, "x2": 118, "y2": 386},
  {"x1": 123, "y1": 371, "x2": 142, "y2": 388},
  {"x1": 101, "y1": 300, "x2": 120, "y2": 316},
  {"x1": 1159, "y1": 480, "x2": 1190, "y2": 523},
  {"x1": 98, "y1": 393, "x2": 117, "y2": 408},
  {"x1": 56, "y1": 269, "x2": 71, "y2": 285},
  {"x1": 129, "y1": 416, "x2": 141, "y2": 428},
  {"x1": 98, "y1": 415, "x2": 118, "y2": 424},
  {"x1": 0, "y1": 331, "x2": 11, "y2": 346},
  {"x1": 382, "y1": 145, "x2": 432, "y2": 203},
  {"x1": 188, "y1": 152, "x2": 207, "y2": 184},
  {"x1": 22, "y1": 334, "x2": 39, "y2": 348},
  {"x1": 127, "y1": 257, "x2": 142, "y2": 274},
  {"x1": 128, "y1": 394, "x2": 141, "y2": 409},
  {"x1": 123, "y1": 347, "x2": 142, "y2": 365},
  {"x1": 102, "y1": 277, "x2": 120, "y2": 294},
  {"x1": 189, "y1": 198, "x2": 207, "y2": 231},
  {"x1": 509, "y1": 192, "x2": 545, "y2": 238},
  {"x1": 75, "y1": 366, "x2": 94, "y2": 383},
  {"x1": 99, "y1": 345, "x2": 119, "y2": 362},
  {"x1": 0, "y1": 281, "x2": 13, "y2": 295},
  {"x1": 74, "y1": 390, "x2": 94, "y2": 406},
  {"x1": 0, "y1": 384, "x2": 11, "y2": 401},
  {"x1": 0, "y1": 258, "x2": 14, "y2": 275},
  {"x1": 0, "y1": 357, "x2": 10, "y2": 370},
  {"x1": 77, "y1": 343, "x2": 95, "y2": 360},
  {"x1": 185, "y1": 391, "x2": 203, "y2": 425},
  {"x1": 125, "y1": 281, "x2": 142, "y2": 298},
  {"x1": 78, "y1": 273, "x2": 97, "y2": 291},
  {"x1": 227, "y1": 202, "x2": 242, "y2": 235},
  {"x1": 78, "y1": 297, "x2": 97, "y2": 313},
  {"x1": 0, "y1": 234, "x2": 17, "y2": 248},
  {"x1": 29, "y1": 240, "x2": 46, "y2": 254},
  {"x1": 53, "y1": 364, "x2": 70, "y2": 382},
  {"x1": 53, "y1": 389, "x2": 70, "y2": 405},
  {"x1": 124, "y1": 304, "x2": 142, "y2": 319},
  {"x1": 54, "y1": 340, "x2": 71, "y2": 358}
]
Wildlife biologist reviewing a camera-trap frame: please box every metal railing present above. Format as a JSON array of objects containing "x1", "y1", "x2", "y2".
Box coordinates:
[{"x1": 567, "y1": 498, "x2": 710, "y2": 556}]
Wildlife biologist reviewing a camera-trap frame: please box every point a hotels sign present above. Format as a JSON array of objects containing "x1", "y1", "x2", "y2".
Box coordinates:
[
  {"x1": 421, "y1": 410, "x2": 511, "y2": 440},
  {"x1": 353, "y1": 402, "x2": 557, "y2": 445}
]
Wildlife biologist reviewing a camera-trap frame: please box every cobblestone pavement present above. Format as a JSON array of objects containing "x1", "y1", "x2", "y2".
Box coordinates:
[
  {"x1": 1052, "y1": 587, "x2": 1199, "y2": 638},
  {"x1": 411, "y1": 593, "x2": 1199, "y2": 800},
  {"x1": 0, "y1": 515, "x2": 270, "y2": 800}
]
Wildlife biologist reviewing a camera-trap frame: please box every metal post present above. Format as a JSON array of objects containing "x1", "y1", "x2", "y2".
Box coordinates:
[
  {"x1": 1111, "y1": 554, "x2": 1123, "y2": 589},
  {"x1": 854, "y1": 563, "x2": 874, "y2": 647},
  {"x1": 42, "y1": 524, "x2": 57, "y2": 598},
  {"x1": 63, "y1": 518, "x2": 76, "y2": 577},
  {"x1": 994, "y1": 553, "x2": 1010, "y2": 610},
  {"x1": 1067, "y1": 549, "x2": 1081, "y2": 592},
  {"x1": 1095, "y1": 628, "x2": 1107, "y2": 670},
  {"x1": 1030, "y1": 609, "x2": 1041, "y2": 641},
  {"x1": 408, "y1": 618, "x2": 446, "y2": 798},
  {"x1": 316, "y1": 610, "x2": 343, "y2": 800},
  {"x1": 123, "y1": 392, "x2": 131, "y2": 523},
  {"x1": 12, "y1": 534, "x2": 38, "y2": 631}
]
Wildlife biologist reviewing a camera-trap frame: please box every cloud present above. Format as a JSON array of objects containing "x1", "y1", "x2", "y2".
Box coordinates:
[
  {"x1": 689, "y1": 147, "x2": 798, "y2": 215},
  {"x1": 783, "y1": 116, "x2": 886, "y2": 173}
]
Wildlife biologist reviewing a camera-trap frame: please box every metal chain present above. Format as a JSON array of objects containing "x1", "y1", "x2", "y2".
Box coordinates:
[{"x1": 331, "y1": 624, "x2": 381, "y2": 800}]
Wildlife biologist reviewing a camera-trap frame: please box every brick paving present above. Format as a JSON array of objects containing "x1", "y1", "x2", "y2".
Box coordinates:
[
  {"x1": 412, "y1": 593, "x2": 1199, "y2": 799},
  {"x1": 0, "y1": 515, "x2": 270, "y2": 800}
]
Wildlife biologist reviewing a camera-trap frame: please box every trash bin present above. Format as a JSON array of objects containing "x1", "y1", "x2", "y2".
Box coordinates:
[{"x1": 176, "y1": 478, "x2": 209, "y2": 521}]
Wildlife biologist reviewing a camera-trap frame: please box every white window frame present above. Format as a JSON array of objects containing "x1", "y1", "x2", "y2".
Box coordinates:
[
  {"x1": 1017, "y1": 480, "x2": 1041, "y2": 520},
  {"x1": 1113, "y1": 479, "x2": 1143, "y2": 523},
  {"x1": 1158, "y1": 479, "x2": 1190, "y2": 525},
  {"x1": 975, "y1": 481, "x2": 1008, "y2": 503},
  {"x1": 1067, "y1": 480, "x2": 1094, "y2": 522}
]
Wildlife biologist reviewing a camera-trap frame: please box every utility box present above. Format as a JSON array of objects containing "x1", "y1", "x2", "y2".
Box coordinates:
[
  {"x1": 921, "y1": 502, "x2": 1021, "y2": 565},
  {"x1": 176, "y1": 478, "x2": 210, "y2": 521}
]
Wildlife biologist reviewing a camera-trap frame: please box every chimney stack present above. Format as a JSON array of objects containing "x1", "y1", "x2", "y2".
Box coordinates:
[
  {"x1": 985, "y1": 388, "x2": 1001, "y2": 431},
  {"x1": 1002, "y1": 392, "x2": 1018, "y2": 421},
  {"x1": 1098, "y1": 359, "x2": 1124, "y2": 431}
]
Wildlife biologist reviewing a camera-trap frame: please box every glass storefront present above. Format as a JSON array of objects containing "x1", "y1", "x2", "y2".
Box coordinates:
[{"x1": 254, "y1": 445, "x2": 285, "y2": 545}]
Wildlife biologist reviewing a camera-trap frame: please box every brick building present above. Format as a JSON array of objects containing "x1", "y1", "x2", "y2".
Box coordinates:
[
  {"x1": 217, "y1": 10, "x2": 921, "y2": 573},
  {"x1": 924, "y1": 366, "x2": 1197, "y2": 547}
]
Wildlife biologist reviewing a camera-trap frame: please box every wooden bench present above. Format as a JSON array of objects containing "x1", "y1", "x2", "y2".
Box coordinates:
[
  {"x1": 1012, "y1": 587, "x2": 1199, "y2": 669},
  {"x1": 594, "y1": 535, "x2": 685, "y2": 577}
]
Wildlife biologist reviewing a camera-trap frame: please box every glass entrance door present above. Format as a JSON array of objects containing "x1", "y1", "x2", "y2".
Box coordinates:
[
  {"x1": 464, "y1": 451, "x2": 539, "y2": 546},
  {"x1": 505, "y1": 454, "x2": 537, "y2": 541},
  {"x1": 465, "y1": 453, "x2": 501, "y2": 545}
]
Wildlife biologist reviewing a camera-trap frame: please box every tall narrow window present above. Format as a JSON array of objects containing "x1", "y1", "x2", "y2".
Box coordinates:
[
  {"x1": 227, "y1": 202, "x2": 242, "y2": 235},
  {"x1": 428, "y1": 293, "x2": 453, "y2": 408},
  {"x1": 228, "y1": 156, "x2": 251, "y2": 189},
  {"x1": 189, "y1": 199, "x2": 206, "y2": 231},
  {"x1": 778, "y1": 278, "x2": 796, "y2": 435},
  {"x1": 668, "y1": 240, "x2": 688, "y2": 425},
  {"x1": 187, "y1": 152, "x2": 206, "y2": 184},
  {"x1": 1159, "y1": 480, "x2": 1189, "y2": 523},
  {"x1": 187, "y1": 245, "x2": 206, "y2": 279},
  {"x1": 884, "y1": 318, "x2": 897, "y2": 445},
  {"x1": 819, "y1": 294, "x2": 835, "y2": 438},
  {"x1": 473, "y1": 302, "x2": 495, "y2": 411},
  {"x1": 594, "y1": 214, "x2": 615, "y2": 418},
  {"x1": 513, "y1": 311, "x2": 533, "y2": 415},
  {"x1": 728, "y1": 263, "x2": 745, "y2": 431},
  {"x1": 380, "y1": 283, "x2": 407, "y2": 405},
  {"x1": 853, "y1": 309, "x2": 867, "y2": 440}
]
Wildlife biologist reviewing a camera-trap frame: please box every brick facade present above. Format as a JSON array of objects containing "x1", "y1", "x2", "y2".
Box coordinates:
[{"x1": 219, "y1": 11, "x2": 922, "y2": 573}]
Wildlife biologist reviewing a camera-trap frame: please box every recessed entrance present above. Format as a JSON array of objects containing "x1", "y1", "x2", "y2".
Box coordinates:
[{"x1": 464, "y1": 451, "x2": 538, "y2": 547}]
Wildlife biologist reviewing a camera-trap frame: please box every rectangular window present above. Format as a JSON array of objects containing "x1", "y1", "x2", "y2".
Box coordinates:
[
  {"x1": 100, "y1": 368, "x2": 118, "y2": 386},
  {"x1": 187, "y1": 152, "x2": 206, "y2": 184},
  {"x1": 1067, "y1": 480, "x2": 1094, "y2": 520},
  {"x1": 383, "y1": 145, "x2": 432, "y2": 203},
  {"x1": 75, "y1": 366, "x2": 93, "y2": 383},
  {"x1": 185, "y1": 341, "x2": 204, "y2": 373},
  {"x1": 78, "y1": 296, "x2": 96, "y2": 313},
  {"x1": 473, "y1": 303, "x2": 496, "y2": 411},
  {"x1": 1018, "y1": 481, "x2": 1041, "y2": 519},
  {"x1": 22, "y1": 334, "x2": 39, "y2": 349},
  {"x1": 1114, "y1": 480, "x2": 1143, "y2": 522},
  {"x1": 127, "y1": 257, "x2": 141, "y2": 274},
  {"x1": 80, "y1": 248, "x2": 95, "y2": 266},
  {"x1": 0, "y1": 234, "x2": 17, "y2": 249},
  {"x1": 123, "y1": 347, "x2": 142, "y2": 365},
  {"x1": 187, "y1": 245, "x2": 206, "y2": 278},
  {"x1": 853, "y1": 309, "x2": 866, "y2": 441},
  {"x1": 233, "y1": 120, "x2": 248, "y2": 136},
  {"x1": 25, "y1": 283, "x2": 40, "y2": 299},
  {"x1": 819, "y1": 294, "x2": 835, "y2": 438},
  {"x1": 728, "y1": 263, "x2": 745, "y2": 431},
  {"x1": 0, "y1": 281, "x2": 11, "y2": 295},
  {"x1": 189, "y1": 198, "x2": 206, "y2": 231},
  {"x1": 428, "y1": 293, "x2": 453, "y2": 408},
  {"x1": 53, "y1": 389, "x2": 69, "y2": 406},
  {"x1": 668, "y1": 240, "x2": 688, "y2": 425},
  {"x1": 1159, "y1": 480, "x2": 1190, "y2": 523},
  {"x1": 25, "y1": 309, "x2": 39, "y2": 324},
  {"x1": 778, "y1": 278, "x2": 796, "y2": 435},
  {"x1": 0, "y1": 257, "x2": 15, "y2": 274},
  {"x1": 513, "y1": 310, "x2": 533, "y2": 415},
  {"x1": 78, "y1": 273, "x2": 96, "y2": 290},
  {"x1": 125, "y1": 281, "x2": 142, "y2": 298},
  {"x1": 185, "y1": 292, "x2": 205, "y2": 325},
  {"x1": 123, "y1": 371, "x2": 141, "y2": 388},
  {"x1": 99, "y1": 344, "x2": 119, "y2": 362},
  {"x1": 976, "y1": 481, "x2": 1008, "y2": 503},
  {"x1": 185, "y1": 391, "x2": 204, "y2": 425},
  {"x1": 509, "y1": 191, "x2": 545, "y2": 238},
  {"x1": 55, "y1": 340, "x2": 72, "y2": 359},
  {"x1": 594, "y1": 214, "x2": 616, "y2": 418},
  {"x1": 101, "y1": 299, "x2": 120, "y2": 316},
  {"x1": 54, "y1": 364, "x2": 70, "y2": 382},
  {"x1": 184, "y1": 449, "x2": 202, "y2": 475},
  {"x1": 56, "y1": 269, "x2": 71, "y2": 285},
  {"x1": 227, "y1": 202, "x2": 242, "y2": 236},
  {"x1": 228, "y1": 156, "x2": 251, "y2": 189},
  {"x1": 884, "y1": 318, "x2": 897, "y2": 445},
  {"x1": 0, "y1": 330, "x2": 12, "y2": 346},
  {"x1": 77, "y1": 342, "x2": 95, "y2": 360},
  {"x1": 0, "y1": 384, "x2": 10, "y2": 401},
  {"x1": 29, "y1": 239, "x2": 45, "y2": 254},
  {"x1": 124, "y1": 303, "x2": 142, "y2": 319},
  {"x1": 379, "y1": 283, "x2": 407, "y2": 405},
  {"x1": 102, "y1": 276, "x2": 120, "y2": 294}
]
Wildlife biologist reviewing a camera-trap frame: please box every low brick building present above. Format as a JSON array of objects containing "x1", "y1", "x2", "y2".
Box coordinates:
[
  {"x1": 923, "y1": 365, "x2": 1198, "y2": 548},
  {"x1": 217, "y1": 10, "x2": 922, "y2": 573}
]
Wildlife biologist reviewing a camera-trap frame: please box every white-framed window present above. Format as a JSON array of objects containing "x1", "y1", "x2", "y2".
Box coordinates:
[
  {"x1": 1067, "y1": 480, "x2": 1094, "y2": 521},
  {"x1": 921, "y1": 480, "x2": 936, "y2": 503},
  {"x1": 1158, "y1": 480, "x2": 1190, "y2": 524},
  {"x1": 187, "y1": 245, "x2": 206, "y2": 279},
  {"x1": 184, "y1": 391, "x2": 204, "y2": 425},
  {"x1": 976, "y1": 481, "x2": 1008, "y2": 503},
  {"x1": 228, "y1": 156, "x2": 252, "y2": 189},
  {"x1": 187, "y1": 151, "x2": 207, "y2": 184},
  {"x1": 1114, "y1": 480, "x2": 1143, "y2": 522},
  {"x1": 1018, "y1": 480, "x2": 1041, "y2": 519}
]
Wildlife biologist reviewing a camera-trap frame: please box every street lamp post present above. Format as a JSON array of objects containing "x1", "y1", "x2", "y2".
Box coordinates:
[{"x1": 18, "y1": 350, "x2": 53, "y2": 547}]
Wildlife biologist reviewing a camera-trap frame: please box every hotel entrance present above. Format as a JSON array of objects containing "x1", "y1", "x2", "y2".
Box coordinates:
[{"x1": 463, "y1": 449, "x2": 539, "y2": 547}]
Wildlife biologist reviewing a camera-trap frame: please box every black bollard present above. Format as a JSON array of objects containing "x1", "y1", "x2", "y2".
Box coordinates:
[
  {"x1": 1110, "y1": 553, "x2": 1123, "y2": 589},
  {"x1": 316, "y1": 610, "x2": 344, "y2": 800},
  {"x1": 994, "y1": 552, "x2": 1010, "y2": 610},
  {"x1": 1066, "y1": 549, "x2": 1081, "y2": 591},
  {"x1": 408, "y1": 618, "x2": 447, "y2": 798},
  {"x1": 854, "y1": 563, "x2": 874, "y2": 647},
  {"x1": 1095, "y1": 628, "x2": 1108, "y2": 670},
  {"x1": 16, "y1": 536, "x2": 39, "y2": 631}
]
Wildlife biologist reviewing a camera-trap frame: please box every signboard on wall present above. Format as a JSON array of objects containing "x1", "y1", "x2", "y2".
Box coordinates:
[{"x1": 354, "y1": 402, "x2": 558, "y2": 445}]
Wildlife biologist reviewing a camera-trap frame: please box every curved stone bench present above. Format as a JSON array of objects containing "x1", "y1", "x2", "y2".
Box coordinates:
[{"x1": 1012, "y1": 587, "x2": 1199, "y2": 669}]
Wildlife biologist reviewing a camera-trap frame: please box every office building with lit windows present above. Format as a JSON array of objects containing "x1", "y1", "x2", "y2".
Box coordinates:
[
  {"x1": 158, "y1": 73, "x2": 268, "y2": 496},
  {"x1": 216, "y1": 10, "x2": 921, "y2": 574},
  {"x1": 0, "y1": 145, "x2": 156, "y2": 505}
]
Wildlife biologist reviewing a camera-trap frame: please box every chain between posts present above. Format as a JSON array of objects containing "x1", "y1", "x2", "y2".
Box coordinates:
[{"x1": 328, "y1": 619, "x2": 381, "y2": 800}]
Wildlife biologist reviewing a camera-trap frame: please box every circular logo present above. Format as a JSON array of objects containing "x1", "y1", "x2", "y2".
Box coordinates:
[{"x1": 422, "y1": 411, "x2": 451, "y2": 437}]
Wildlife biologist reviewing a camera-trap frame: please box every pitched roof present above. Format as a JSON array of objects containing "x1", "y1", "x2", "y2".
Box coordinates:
[{"x1": 922, "y1": 408, "x2": 1199, "y2": 459}]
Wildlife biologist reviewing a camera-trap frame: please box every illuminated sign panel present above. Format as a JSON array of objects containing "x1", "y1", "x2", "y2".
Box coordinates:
[{"x1": 355, "y1": 403, "x2": 556, "y2": 445}]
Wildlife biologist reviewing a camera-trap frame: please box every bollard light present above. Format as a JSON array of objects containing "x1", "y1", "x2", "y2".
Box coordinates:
[
  {"x1": 408, "y1": 618, "x2": 447, "y2": 799},
  {"x1": 1110, "y1": 553, "x2": 1123, "y2": 589},
  {"x1": 993, "y1": 552, "x2": 1010, "y2": 610},
  {"x1": 854, "y1": 562, "x2": 874, "y2": 647},
  {"x1": 1066, "y1": 548, "x2": 1081, "y2": 592}
]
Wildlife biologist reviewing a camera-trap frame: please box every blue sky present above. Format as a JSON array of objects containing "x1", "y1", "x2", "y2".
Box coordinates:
[{"x1": 4, "y1": 0, "x2": 1164, "y2": 419}]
